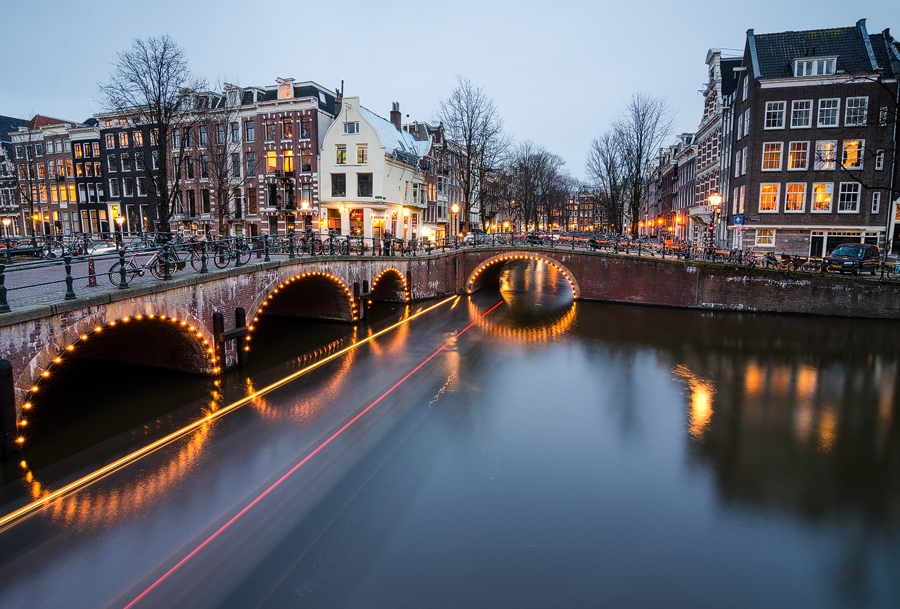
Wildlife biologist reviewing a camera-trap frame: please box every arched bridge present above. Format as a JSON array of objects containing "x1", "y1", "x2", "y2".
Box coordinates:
[{"x1": 3, "y1": 246, "x2": 900, "y2": 420}]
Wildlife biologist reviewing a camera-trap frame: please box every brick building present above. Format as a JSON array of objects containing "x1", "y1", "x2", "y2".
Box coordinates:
[{"x1": 725, "y1": 19, "x2": 900, "y2": 256}]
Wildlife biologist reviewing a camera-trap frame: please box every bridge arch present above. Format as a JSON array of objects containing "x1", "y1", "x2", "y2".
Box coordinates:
[
  {"x1": 248, "y1": 271, "x2": 357, "y2": 328},
  {"x1": 466, "y1": 252, "x2": 581, "y2": 299},
  {"x1": 14, "y1": 307, "x2": 216, "y2": 446},
  {"x1": 371, "y1": 268, "x2": 410, "y2": 303}
]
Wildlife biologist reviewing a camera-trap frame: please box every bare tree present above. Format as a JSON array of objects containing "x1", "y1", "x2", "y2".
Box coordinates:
[
  {"x1": 586, "y1": 131, "x2": 628, "y2": 234},
  {"x1": 437, "y1": 76, "x2": 509, "y2": 233},
  {"x1": 508, "y1": 141, "x2": 570, "y2": 231},
  {"x1": 99, "y1": 35, "x2": 206, "y2": 235},
  {"x1": 614, "y1": 93, "x2": 673, "y2": 235},
  {"x1": 8, "y1": 120, "x2": 45, "y2": 238}
]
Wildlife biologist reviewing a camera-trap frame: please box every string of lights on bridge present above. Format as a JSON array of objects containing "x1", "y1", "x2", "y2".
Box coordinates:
[{"x1": 468, "y1": 254, "x2": 578, "y2": 299}]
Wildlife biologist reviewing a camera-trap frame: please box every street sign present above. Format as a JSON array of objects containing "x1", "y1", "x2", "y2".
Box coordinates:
[{"x1": 733, "y1": 215, "x2": 744, "y2": 225}]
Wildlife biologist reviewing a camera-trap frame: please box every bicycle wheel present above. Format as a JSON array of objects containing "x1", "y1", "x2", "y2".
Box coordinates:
[
  {"x1": 213, "y1": 246, "x2": 231, "y2": 269},
  {"x1": 149, "y1": 253, "x2": 180, "y2": 279},
  {"x1": 190, "y1": 250, "x2": 204, "y2": 271},
  {"x1": 237, "y1": 244, "x2": 251, "y2": 265},
  {"x1": 108, "y1": 261, "x2": 139, "y2": 286}
]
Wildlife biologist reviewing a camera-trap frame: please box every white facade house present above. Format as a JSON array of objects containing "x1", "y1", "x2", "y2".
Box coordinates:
[{"x1": 319, "y1": 97, "x2": 429, "y2": 240}]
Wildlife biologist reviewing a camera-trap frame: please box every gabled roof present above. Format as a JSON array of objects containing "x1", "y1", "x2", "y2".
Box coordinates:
[
  {"x1": 26, "y1": 115, "x2": 77, "y2": 130},
  {"x1": 751, "y1": 19, "x2": 887, "y2": 79},
  {"x1": 359, "y1": 106, "x2": 430, "y2": 160},
  {"x1": 0, "y1": 115, "x2": 28, "y2": 143}
]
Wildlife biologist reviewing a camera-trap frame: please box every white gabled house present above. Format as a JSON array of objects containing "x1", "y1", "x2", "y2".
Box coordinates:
[{"x1": 319, "y1": 97, "x2": 429, "y2": 240}]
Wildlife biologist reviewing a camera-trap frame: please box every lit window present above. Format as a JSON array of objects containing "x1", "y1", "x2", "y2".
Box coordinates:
[
  {"x1": 336, "y1": 145, "x2": 346, "y2": 165},
  {"x1": 279, "y1": 83, "x2": 292, "y2": 99},
  {"x1": 842, "y1": 140, "x2": 864, "y2": 169},
  {"x1": 814, "y1": 141, "x2": 836, "y2": 170},
  {"x1": 764, "y1": 101, "x2": 785, "y2": 129},
  {"x1": 759, "y1": 183, "x2": 780, "y2": 212},
  {"x1": 119, "y1": 132, "x2": 129, "y2": 147},
  {"x1": 357, "y1": 146, "x2": 367, "y2": 164},
  {"x1": 762, "y1": 142, "x2": 783, "y2": 170},
  {"x1": 282, "y1": 117, "x2": 293, "y2": 139},
  {"x1": 785, "y1": 183, "x2": 805, "y2": 212},
  {"x1": 266, "y1": 151, "x2": 277, "y2": 173},
  {"x1": 755, "y1": 229, "x2": 775, "y2": 247},
  {"x1": 284, "y1": 150, "x2": 293, "y2": 173},
  {"x1": 75, "y1": 143, "x2": 83, "y2": 158},
  {"x1": 817, "y1": 99, "x2": 839, "y2": 127},
  {"x1": 838, "y1": 183, "x2": 860, "y2": 213},
  {"x1": 133, "y1": 131, "x2": 143, "y2": 146},
  {"x1": 788, "y1": 142, "x2": 809, "y2": 170}
]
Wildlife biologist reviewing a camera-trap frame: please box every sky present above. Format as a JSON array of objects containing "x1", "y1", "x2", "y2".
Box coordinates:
[{"x1": 1, "y1": 0, "x2": 895, "y2": 181}]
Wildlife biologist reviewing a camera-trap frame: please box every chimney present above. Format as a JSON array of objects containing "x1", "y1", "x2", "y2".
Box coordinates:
[
  {"x1": 334, "y1": 80, "x2": 344, "y2": 116},
  {"x1": 390, "y1": 102, "x2": 401, "y2": 131}
]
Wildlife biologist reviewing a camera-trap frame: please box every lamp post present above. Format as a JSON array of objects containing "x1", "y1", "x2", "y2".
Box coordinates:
[
  {"x1": 114, "y1": 215, "x2": 125, "y2": 249},
  {"x1": 707, "y1": 193, "x2": 722, "y2": 252},
  {"x1": 2, "y1": 218, "x2": 10, "y2": 238},
  {"x1": 451, "y1": 203, "x2": 459, "y2": 238}
]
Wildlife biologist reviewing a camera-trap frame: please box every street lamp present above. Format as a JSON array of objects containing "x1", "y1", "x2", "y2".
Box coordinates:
[
  {"x1": 114, "y1": 215, "x2": 125, "y2": 249},
  {"x1": 708, "y1": 192, "x2": 722, "y2": 250},
  {"x1": 503, "y1": 220, "x2": 509, "y2": 233},
  {"x1": 2, "y1": 217, "x2": 10, "y2": 237},
  {"x1": 451, "y1": 203, "x2": 459, "y2": 237}
]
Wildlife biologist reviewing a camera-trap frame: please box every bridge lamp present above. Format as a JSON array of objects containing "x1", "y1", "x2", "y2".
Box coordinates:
[
  {"x1": 2, "y1": 217, "x2": 10, "y2": 237},
  {"x1": 708, "y1": 193, "x2": 723, "y2": 249}
]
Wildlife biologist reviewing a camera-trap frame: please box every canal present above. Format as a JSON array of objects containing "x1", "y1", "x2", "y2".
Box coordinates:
[{"x1": 0, "y1": 259, "x2": 897, "y2": 608}]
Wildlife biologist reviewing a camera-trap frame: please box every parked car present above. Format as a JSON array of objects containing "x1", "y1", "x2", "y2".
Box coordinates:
[{"x1": 823, "y1": 243, "x2": 880, "y2": 275}]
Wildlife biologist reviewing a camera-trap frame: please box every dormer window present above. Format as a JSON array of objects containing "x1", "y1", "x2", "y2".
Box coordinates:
[
  {"x1": 279, "y1": 84, "x2": 292, "y2": 99},
  {"x1": 343, "y1": 122, "x2": 359, "y2": 134},
  {"x1": 793, "y1": 58, "x2": 835, "y2": 77}
]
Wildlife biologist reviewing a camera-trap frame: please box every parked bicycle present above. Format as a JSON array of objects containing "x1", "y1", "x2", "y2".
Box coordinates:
[{"x1": 107, "y1": 247, "x2": 183, "y2": 286}]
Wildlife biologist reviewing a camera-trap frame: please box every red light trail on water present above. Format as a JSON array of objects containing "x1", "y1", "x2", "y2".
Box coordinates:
[{"x1": 123, "y1": 300, "x2": 504, "y2": 609}]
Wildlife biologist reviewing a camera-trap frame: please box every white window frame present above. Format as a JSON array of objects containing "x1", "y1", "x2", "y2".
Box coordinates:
[
  {"x1": 755, "y1": 229, "x2": 775, "y2": 247},
  {"x1": 744, "y1": 109, "x2": 750, "y2": 136},
  {"x1": 814, "y1": 141, "x2": 836, "y2": 170},
  {"x1": 737, "y1": 115, "x2": 743, "y2": 139},
  {"x1": 741, "y1": 148, "x2": 748, "y2": 176},
  {"x1": 759, "y1": 183, "x2": 780, "y2": 213},
  {"x1": 844, "y1": 97, "x2": 868, "y2": 127},
  {"x1": 875, "y1": 149, "x2": 884, "y2": 171},
  {"x1": 817, "y1": 98, "x2": 840, "y2": 127},
  {"x1": 790, "y1": 100, "x2": 813, "y2": 128},
  {"x1": 788, "y1": 141, "x2": 809, "y2": 170},
  {"x1": 762, "y1": 142, "x2": 783, "y2": 171},
  {"x1": 742, "y1": 76, "x2": 749, "y2": 101},
  {"x1": 784, "y1": 182, "x2": 806, "y2": 213},
  {"x1": 343, "y1": 122, "x2": 360, "y2": 134},
  {"x1": 872, "y1": 192, "x2": 881, "y2": 214},
  {"x1": 764, "y1": 101, "x2": 786, "y2": 129},
  {"x1": 837, "y1": 182, "x2": 861, "y2": 213},
  {"x1": 842, "y1": 140, "x2": 864, "y2": 170}
]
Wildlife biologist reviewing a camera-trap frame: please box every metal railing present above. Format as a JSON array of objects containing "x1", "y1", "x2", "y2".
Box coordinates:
[{"x1": 1, "y1": 231, "x2": 897, "y2": 313}]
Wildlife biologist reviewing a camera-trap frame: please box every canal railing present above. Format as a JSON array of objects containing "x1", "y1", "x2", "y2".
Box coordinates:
[{"x1": 2, "y1": 232, "x2": 900, "y2": 313}]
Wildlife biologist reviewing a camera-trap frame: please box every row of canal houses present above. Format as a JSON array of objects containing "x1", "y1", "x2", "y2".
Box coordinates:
[
  {"x1": 0, "y1": 83, "x2": 468, "y2": 242},
  {"x1": 642, "y1": 19, "x2": 900, "y2": 257}
]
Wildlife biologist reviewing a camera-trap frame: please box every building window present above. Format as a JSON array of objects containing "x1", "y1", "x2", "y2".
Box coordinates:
[
  {"x1": 199, "y1": 125, "x2": 208, "y2": 146},
  {"x1": 737, "y1": 115, "x2": 743, "y2": 139},
  {"x1": 764, "y1": 101, "x2": 785, "y2": 129},
  {"x1": 246, "y1": 151, "x2": 256, "y2": 176},
  {"x1": 231, "y1": 122, "x2": 239, "y2": 143},
  {"x1": 818, "y1": 99, "x2": 839, "y2": 127},
  {"x1": 790, "y1": 100, "x2": 812, "y2": 128},
  {"x1": 202, "y1": 189, "x2": 211, "y2": 214},
  {"x1": 123, "y1": 178, "x2": 134, "y2": 197},
  {"x1": 266, "y1": 151, "x2": 277, "y2": 173},
  {"x1": 343, "y1": 122, "x2": 359, "y2": 134},
  {"x1": 109, "y1": 179, "x2": 120, "y2": 198},
  {"x1": 119, "y1": 132, "x2": 129, "y2": 147},
  {"x1": 759, "y1": 183, "x2": 780, "y2": 212},
  {"x1": 845, "y1": 97, "x2": 868, "y2": 126},
  {"x1": 284, "y1": 149, "x2": 293, "y2": 173},
  {"x1": 186, "y1": 157, "x2": 194, "y2": 179},
  {"x1": 842, "y1": 140, "x2": 864, "y2": 169},
  {"x1": 93, "y1": 142, "x2": 100, "y2": 156},
  {"x1": 785, "y1": 183, "x2": 806, "y2": 212},
  {"x1": 814, "y1": 141, "x2": 836, "y2": 170},
  {"x1": 838, "y1": 183, "x2": 861, "y2": 213},
  {"x1": 755, "y1": 229, "x2": 775, "y2": 247},
  {"x1": 15, "y1": 146, "x2": 23, "y2": 159},
  {"x1": 245, "y1": 121, "x2": 255, "y2": 142},
  {"x1": 301, "y1": 149, "x2": 312, "y2": 172},
  {"x1": 301, "y1": 117, "x2": 312, "y2": 139},
  {"x1": 184, "y1": 128, "x2": 192, "y2": 147},
  {"x1": 331, "y1": 173, "x2": 346, "y2": 197},
  {"x1": 282, "y1": 117, "x2": 293, "y2": 139},
  {"x1": 872, "y1": 192, "x2": 882, "y2": 214},
  {"x1": 265, "y1": 120, "x2": 275, "y2": 141},
  {"x1": 762, "y1": 142, "x2": 783, "y2": 170},
  {"x1": 793, "y1": 58, "x2": 835, "y2": 76},
  {"x1": 357, "y1": 145, "x2": 367, "y2": 164},
  {"x1": 788, "y1": 142, "x2": 809, "y2": 170},
  {"x1": 357, "y1": 173, "x2": 373, "y2": 197},
  {"x1": 172, "y1": 130, "x2": 180, "y2": 149},
  {"x1": 133, "y1": 131, "x2": 143, "y2": 146},
  {"x1": 35, "y1": 144, "x2": 43, "y2": 156},
  {"x1": 279, "y1": 83, "x2": 292, "y2": 99},
  {"x1": 137, "y1": 178, "x2": 147, "y2": 196},
  {"x1": 200, "y1": 155, "x2": 208, "y2": 179},
  {"x1": 741, "y1": 148, "x2": 748, "y2": 175},
  {"x1": 742, "y1": 75, "x2": 749, "y2": 100},
  {"x1": 216, "y1": 123, "x2": 226, "y2": 145},
  {"x1": 248, "y1": 188, "x2": 258, "y2": 214},
  {"x1": 744, "y1": 109, "x2": 750, "y2": 135},
  {"x1": 121, "y1": 154, "x2": 131, "y2": 172},
  {"x1": 875, "y1": 150, "x2": 884, "y2": 170},
  {"x1": 336, "y1": 145, "x2": 346, "y2": 164},
  {"x1": 232, "y1": 153, "x2": 241, "y2": 177},
  {"x1": 74, "y1": 143, "x2": 83, "y2": 158},
  {"x1": 136, "y1": 154, "x2": 145, "y2": 171}
]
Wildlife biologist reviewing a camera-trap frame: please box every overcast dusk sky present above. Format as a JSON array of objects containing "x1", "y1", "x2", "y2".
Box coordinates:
[{"x1": 1, "y1": 0, "x2": 895, "y2": 180}]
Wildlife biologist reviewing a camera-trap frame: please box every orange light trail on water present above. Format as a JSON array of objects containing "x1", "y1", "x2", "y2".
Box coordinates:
[{"x1": 0, "y1": 296, "x2": 461, "y2": 532}]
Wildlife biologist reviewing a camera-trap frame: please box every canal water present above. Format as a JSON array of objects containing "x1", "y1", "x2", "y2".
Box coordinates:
[{"x1": 4, "y1": 259, "x2": 899, "y2": 608}]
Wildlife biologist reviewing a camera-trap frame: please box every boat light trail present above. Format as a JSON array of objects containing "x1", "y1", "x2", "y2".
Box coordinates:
[
  {"x1": 0, "y1": 297, "x2": 460, "y2": 531},
  {"x1": 123, "y1": 300, "x2": 503, "y2": 609}
]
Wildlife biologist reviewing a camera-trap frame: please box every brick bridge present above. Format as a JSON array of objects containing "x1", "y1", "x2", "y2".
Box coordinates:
[{"x1": 3, "y1": 247, "x2": 900, "y2": 415}]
